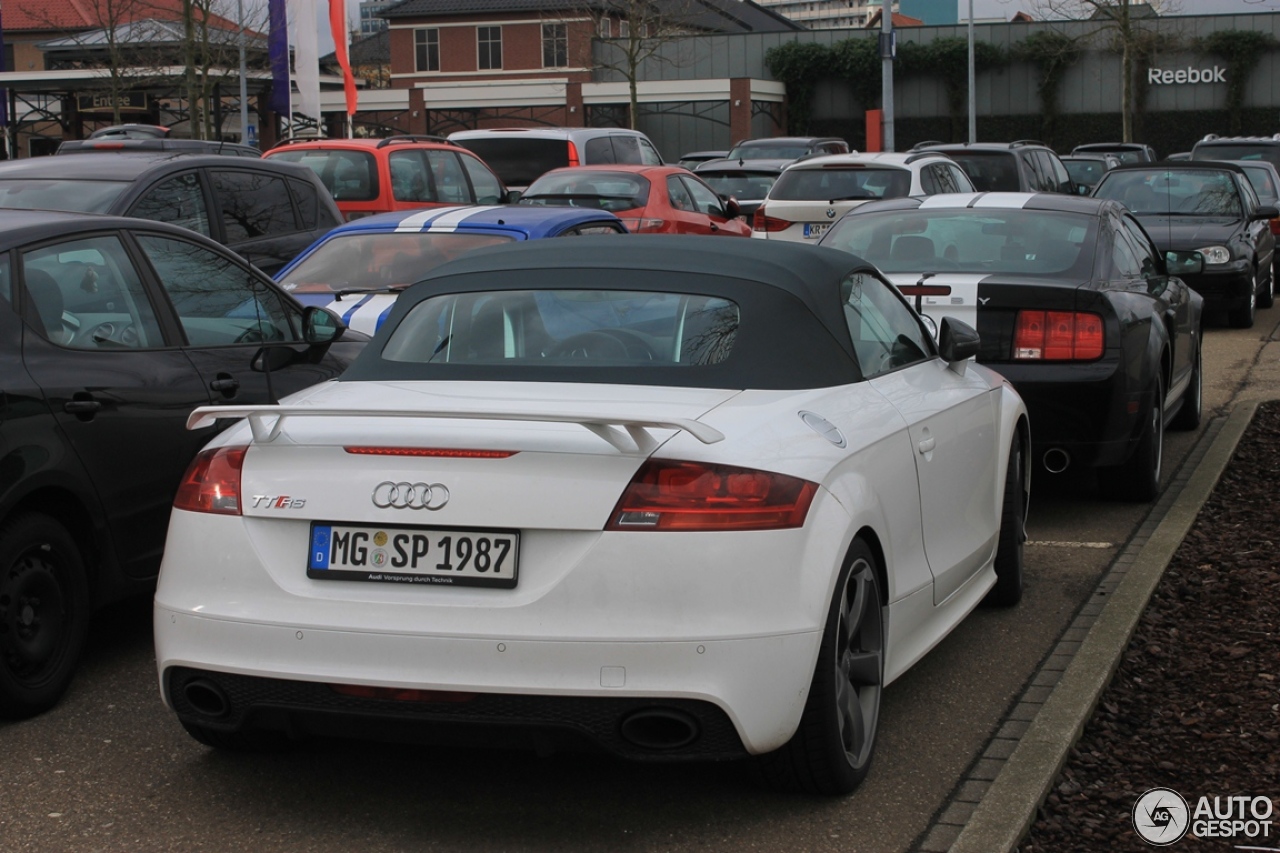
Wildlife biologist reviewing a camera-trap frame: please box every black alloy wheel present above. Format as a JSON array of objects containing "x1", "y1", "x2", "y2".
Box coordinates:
[
  {"x1": 986, "y1": 431, "x2": 1026, "y2": 607},
  {"x1": 0, "y1": 514, "x2": 90, "y2": 719},
  {"x1": 759, "y1": 539, "x2": 884, "y2": 795},
  {"x1": 1098, "y1": 374, "x2": 1164, "y2": 502}
]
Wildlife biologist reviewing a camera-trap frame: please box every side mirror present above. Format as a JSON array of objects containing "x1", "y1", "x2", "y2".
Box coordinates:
[
  {"x1": 506, "y1": 189, "x2": 523, "y2": 203},
  {"x1": 303, "y1": 305, "x2": 345, "y2": 345},
  {"x1": 1077, "y1": 184, "x2": 1091, "y2": 196},
  {"x1": 1253, "y1": 205, "x2": 1279, "y2": 221},
  {"x1": 723, "y1": 197, "x2": 741, "y2": 219},
  {"x1": 938, "y1": 317, "x2": 979, "y2": 373},
  {"x1": 1165, "y1": 250, "x2": 1205, "y2": 277}
]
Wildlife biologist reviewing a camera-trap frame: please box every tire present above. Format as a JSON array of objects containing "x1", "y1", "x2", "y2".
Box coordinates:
[
  {"x1": 1170, "y1": 331, "x2": 1202, "y2": 431},
  {"x1": 1228, "y1": 272, "x2": 1258, "y2": 328},
  {"x1": 758, "y1": 540, "x2": 884, "y2": 795},
  {"x1": 985, "y1": 431, "x2": 1025, "y2": 608},
  {"x1": 1258, "y1": 262, "x2": 1275, "y2": 310},
  {"x1": 0, "y1": 513, "x2": 90, "y2": 719},
  {"x1": 1097, "y1": 374, "x2": 1164, "y2": 502},
  {"x1": 180, "y1": 719, "x2": 293, "y2": 753}
]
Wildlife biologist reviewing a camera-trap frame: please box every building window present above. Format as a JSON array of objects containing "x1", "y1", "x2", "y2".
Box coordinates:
[
  {"x1": 478, "y1": 26, "x2": 502, "y2": 70},
  {"x1": 619, "y1": 20, "x2": 629, "y2": 38},
  {"x1": 599, "y1": 18, "x2": 612, "y2": 38},
  {"x1": 542, "y1": 23, "x2": 567, "y2": 68},
  {"x1": 414, "y1": 28, "x2": 439, "y2": 72}
]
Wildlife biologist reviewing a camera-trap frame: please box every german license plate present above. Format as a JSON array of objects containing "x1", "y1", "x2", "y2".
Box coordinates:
[
  {"x1": 308, "y1": 523, "x2": 518, "y2": 588},
  {"x1": 803, "y1": 222, "x2": 830, "y2": 239}
]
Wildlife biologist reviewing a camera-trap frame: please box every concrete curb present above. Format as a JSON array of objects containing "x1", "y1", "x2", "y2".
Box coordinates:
[{"x1": 946, "y1": 398, "x2": 1268, "y2": 853}]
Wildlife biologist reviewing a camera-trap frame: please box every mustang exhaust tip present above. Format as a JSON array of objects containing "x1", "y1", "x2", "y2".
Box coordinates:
[
  {"x1": 1043, "y1": 448, "x2": 1071, "y2": 474},
  {"x1": 619, "y1": 708, "x2": 700, "y2": 750},
  {"x1": 182, "y1": 679, "x2": 231, "y2": 719}
]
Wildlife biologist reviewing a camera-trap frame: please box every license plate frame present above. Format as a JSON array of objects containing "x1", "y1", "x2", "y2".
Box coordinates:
[
  {"x1": 307, "y1": 522, "x2": 519, "y2": 589},
  {"x1": 803, "y1": 222, "x2": 830, "y2": 239}
]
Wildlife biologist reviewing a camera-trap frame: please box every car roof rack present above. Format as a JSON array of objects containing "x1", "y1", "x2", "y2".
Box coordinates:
[
  {"x1": 905, "y1": 151, "x2": 949, "y2": 164},
  {"x1": 909, "y1": 140, "x2": 947, "y2": 151},
  {"x1": 1199, "y1": 133, "x2": 1280, "y2": 142},
  {"x1": 377, "y1": 134, "x2": 457, "y2": 148},
  {"x1": 1010, "y1": 139, "x2": 1047, "y2": 148}
]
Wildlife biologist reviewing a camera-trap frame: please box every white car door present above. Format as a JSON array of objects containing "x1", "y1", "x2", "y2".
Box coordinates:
[{"x1": 843, "y1": 271, "x2": 1000, "y2": 605}]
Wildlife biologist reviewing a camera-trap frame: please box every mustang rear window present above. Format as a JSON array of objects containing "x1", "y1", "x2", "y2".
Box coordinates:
[{"x1": 381, "y1": 289, "x2": 739, "y2": 367}]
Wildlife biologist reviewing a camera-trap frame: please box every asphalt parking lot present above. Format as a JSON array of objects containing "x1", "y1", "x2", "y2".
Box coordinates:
[{"x1": 1, "y1": 306, "x2": 1275, "y2": 853}]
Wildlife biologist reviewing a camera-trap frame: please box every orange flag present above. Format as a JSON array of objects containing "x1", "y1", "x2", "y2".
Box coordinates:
[{"x1": 329, "y1": 0, "x2": 358, "y2": 115}]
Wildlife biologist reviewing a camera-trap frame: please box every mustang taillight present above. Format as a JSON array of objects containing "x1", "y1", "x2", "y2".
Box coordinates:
[
  {"x1": 607, "y1": 459, "x2": 817, "y2": 531},
  {"x1": 173, "y1": 446, "x2": 246, "y2": 515},
  {"x1": 752, "y1": 206, "x2": 791, "y2": 233},
  {"x1": 1014, "y1": 310, "x2": 1104, "y2": 361}
]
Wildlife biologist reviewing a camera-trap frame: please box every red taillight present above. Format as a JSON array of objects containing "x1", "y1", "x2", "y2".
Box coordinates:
[
  {"x1": 567, "y1": 140, "x2": 581, "y2": 167},
  {"x1": 751, "y1": 206, "x2": 791, "y2": 233},
  {"x1": 345, "y1": 447, "x2": 517, "y2": 458},
  {"x1": 618, "y1": 217, "x2": 666, "y2": 232},
  {"x1": 1270, "y1": 217, "x2": 1280, "y2": 236},
  {"x1": 607, "y1": 459, "x2": 817, "y2": 531},
  {"x1": 174, "y1": 446, "x2": 246, "y2": 515},
  {"x1": 1014, "y1": 310, "x2": 1104, "y2": 361}
]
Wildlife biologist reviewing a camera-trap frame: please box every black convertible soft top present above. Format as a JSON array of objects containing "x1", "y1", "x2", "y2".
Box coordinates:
[{"x1": 343, "y1": 235, "x2": 906, "y2": 390}]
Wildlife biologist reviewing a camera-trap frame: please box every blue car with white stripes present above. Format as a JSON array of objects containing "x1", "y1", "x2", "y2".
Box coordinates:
[{"x1": 275, "y1": 205, "x2": 628, "y2": 335}]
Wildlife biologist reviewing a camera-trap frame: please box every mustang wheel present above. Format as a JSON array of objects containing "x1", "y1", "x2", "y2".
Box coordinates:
[
  {"x1": 0, "y1": 514, "x2": 90, "y2": 719},
  {"x1": 759, "y1": 540, "x2": 884, "y2": 795},
  {"x1": 1170, "y1": 330, "x2": 1202, "y2": 431},
  {"x1": 1098, "y1": 374, "x2": 1163, "y2": 502},
  {"x1": 986, "y1": 431, "x2": 1026, "y2": 607}
]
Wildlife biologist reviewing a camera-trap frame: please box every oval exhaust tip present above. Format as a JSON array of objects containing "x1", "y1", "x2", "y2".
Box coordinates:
[
  {"x1": 619, "y1": 708, "x2": 699, "y2": 750},
  {"x1": 183, "y1": 679, "x2": 231, "y2": 719}
]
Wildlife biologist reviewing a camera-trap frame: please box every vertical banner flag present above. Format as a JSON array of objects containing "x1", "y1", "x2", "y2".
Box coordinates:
[
  {"x1": 288, "y1": 0, "x2": 321, "y2": 125},
  {"x1": 0, "y1": 1, "x2": 9, "y2": 130},
  {"x1": 329, "y1": 1, "x2": 357, "y2": 116},
  {"x1": 268, "y1": 0, "x2": 289, "y2": 117}
]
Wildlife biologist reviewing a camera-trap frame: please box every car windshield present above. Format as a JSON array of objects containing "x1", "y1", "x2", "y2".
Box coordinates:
[
  {"x1": 770, "y1": 167, "x2": 911, "y2": 202},
  {"x1": 727, "y1": 144, "x2": 810, "y2": 159},
  {"x1": 938, "y1": 152, "x2": 1020, "y2": 192},
  {"x1": 1094, "y1": 169, "x2": 1243, "y2": 217},
  {"x1": 381, "y1": 289, "x2": 739, "y2": 367},
  {"x1": 0, "y1": 179, "x2": 129, "y2": 212},
  {"x1": 1064, "y1": 159, "x2": 1108, "y2": 186},
  {"x1": 270, "y1": 149, "x2": 379, "y2": 202},
  {"x1": 519, "y1": 171, "x2": 649, "y2": 212},
  {"x1": 821, "y1": 209, "x2": 1098, "y2": 276},
  {"x1": 280, "y1": 232, "x2": 516, "y2": 293},
  {"x1": 696, "y1": 170, "x2": 779, "y2": 201}
]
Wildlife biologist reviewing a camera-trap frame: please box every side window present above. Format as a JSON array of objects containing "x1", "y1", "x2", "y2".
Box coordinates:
[
  {"x1": 211, "y1": 170, "x2": 298, "y2": 242},
  {"x1": 389, "y1": 150, "x2": 435, "y2": 203},
  {"x1": 1238, "y1": 175, "x2": 1259, "y2": 214},
  {"x1": 129, "y1": 172, "x2": 211, "y2": 236},
  {"x1": 1120, "y1": 215, "x2": 1161, "y2": 279},
  {"x1": 666, "y1": 176, "x2": 695, "y2": 211},
  {"x1": 1022, "y1": 153, "x2": 1048, "y2": 192},
  {"x1": 1043, "y1": 153, "x2": 1072, "y2": 193},
  {"x1": 425, "y1": 151, "x2": 470, "y2": 203},
  {"x1": 0, "y1": 252, "x2": 9, "y2": 306},
  {"x1": 841, "y1": 270, "x2": 932, "y2": 378},
  {"x1": 638, "y1": 138, "x2": 663, "y2": 165},
  {"x1": 288, "y1": 177, "x2": 319, "y2": 230},
  {"x1": 949, "y1": 164, "x2": 976, "y2": 192},
  {"x1": 21, "y1": 235, "x2": 164, "y2": 349},
  {"x1": 919, "y1": 166, "x2": 940, "y2": 195},
  {"x1": 612, "y1": 135, "x2": 643, "y2": 165},
  {"x1": 680, "y1": 176, "x2": 726, "y2": 218},
  {"x1": 584, "y1": 136, "x2": 616, "y2": 164},
  {"x1": 460, "y1": 153, "x2": 505, "y2": 204},
  {"x1": 1110, "y1": 221, "x2": 1144, "y2": 279},
  {"x1": 136, "y1": 234, "x2": 297, "y2": 347}
]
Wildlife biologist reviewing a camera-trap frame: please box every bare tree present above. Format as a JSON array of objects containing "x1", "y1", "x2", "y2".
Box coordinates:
[
  {"x1": 182, "y1": 0, "x2": 268, "y2": 140},
  {"x1": 1031, "y1": 0, "x2": 1181, "y2": 142}
]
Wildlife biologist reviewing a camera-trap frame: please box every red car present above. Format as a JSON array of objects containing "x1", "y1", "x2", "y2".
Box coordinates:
[{"x1": 518, "y1": 165, "x2": 751, "y2": 236}]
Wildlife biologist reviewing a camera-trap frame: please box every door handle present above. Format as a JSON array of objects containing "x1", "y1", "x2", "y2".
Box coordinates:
[
  {"x1": 917, "y1": 436, "x2": 936, "y2": 454},
  {"x1": 210, "y1": 376, "x2": 240, "y2": 393},
  {"x1": 64, "y1": 399, "x2": 102, "y2": 415}
]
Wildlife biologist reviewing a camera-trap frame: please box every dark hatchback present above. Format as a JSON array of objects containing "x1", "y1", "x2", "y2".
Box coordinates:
[
  {"x1": 0, "y1": 153, "x2": 341, "y2": 275},
  {"x1": 0, "y1": 210, "x2": 362, "y2": 719},
  {"x1": 1092, "y1": 161, "x2": 1277, "y2": 328},
  {"x1": 819, "y1": 192, "x2": 1204, "y2": 501}
]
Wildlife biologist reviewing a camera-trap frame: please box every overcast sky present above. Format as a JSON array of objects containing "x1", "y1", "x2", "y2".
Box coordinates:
[{"x1": 973, "y1": 0, "x2": 1280, "y2": 18}]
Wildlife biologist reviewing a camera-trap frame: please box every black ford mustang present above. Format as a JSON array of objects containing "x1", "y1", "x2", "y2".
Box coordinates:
[
  {"x1": 1092, "y1": 160, "x2": 1277, "y2": 328},
  {"x1": 819, "y1": 192, "x2": 1204, "y2": 501}
]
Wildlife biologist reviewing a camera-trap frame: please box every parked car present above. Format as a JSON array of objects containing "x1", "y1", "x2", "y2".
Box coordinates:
[
  {"x1": 1061, "y1": 153, "x2": 1120, "y2": 194},
  {"x1": 0, "y1": 153, "x2": 341, "y2": 275},
  {"x1": 750, "y1": 152, "x2": 975, "y2": 242},
  {"x1": 448, "y1": 127, "x2": 664, "y2": 192},
  {"x1": 819, "y1": 192, "x2": 1204, "y2": 501},
  {"x1": 692, "y1": 158, "x2": 789, "y2": 226},
  {"x1": 1070, "y1": 142, "x2": 1158, "y2": 164},
  {"x1": 1227, "y1": 159, "x2": 1280, "y2": 282},
  {"x1": 278, "y1": 205, "x2": 629, "y2": 335},
  {"x1": 724, "y1": 136, "x2": 849, "y2": 160},
  {"x1": 88, "y1": 123, "x2": 170, "y2": 139},
  {"x1": 154, "y1": 235, "x2": 1028, "y2": 796},
  {"x1": 58, "y1": 137, "x2": 262, "y2": 157},
  {"x1": 1092, "y1": 161, "x2": 1277, "y2": 327},
  {"x1": 1191, "y1": 134, "x2": 1280, "y2": 170},
  {"x1": 265, "y1": 136, "x2": 509, "y2": 221},
  {"x1": 911, "y1": 141, "x2": 1076, "y2": 195},
  {"x1": 518, "y1": 165, "x2": 751, "y2": 236},
  {"x1": 677, "y1": 150, "x2": 728, "y2": 169},
  {"x1": 0, "y1": 209, "x2": 362, "y2": 718}
]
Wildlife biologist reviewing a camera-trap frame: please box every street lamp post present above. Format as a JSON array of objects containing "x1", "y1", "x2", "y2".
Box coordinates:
[
  {"x1": 967, "y1": 0, "x2": 976, "y2": 143},
  {"x1": 238, "y1": 0, "x2": 250, "y2": 146}
]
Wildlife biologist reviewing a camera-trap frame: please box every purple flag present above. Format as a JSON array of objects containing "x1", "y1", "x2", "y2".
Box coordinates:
[{"x1": 268, "y1": 0, "x2": 290, "y2": 117}]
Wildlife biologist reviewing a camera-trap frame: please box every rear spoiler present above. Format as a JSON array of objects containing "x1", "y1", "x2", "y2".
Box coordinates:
[{"x1": 187, "y1": 405, "x2": 724, "y2": 454}]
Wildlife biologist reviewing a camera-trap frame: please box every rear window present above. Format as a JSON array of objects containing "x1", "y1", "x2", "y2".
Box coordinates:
[
  {"x1": 519, "y1": 171, "x2": 650, "y2": 212},
  {"x1": 1193, "y1": 143, "x2": 1280, "y2": 169},
  {"x1": 727, "y1": 143, "x2": 810, "y2": 159},
  {"x1": 381, "y1": 289, "x2": 739, "y2": 367},
  {"x1": 0, "y1": 179, "x2": 129, "y2": 213},
  {"x1": 281, "y1": 232, "x2": 516, "y2": 293},
  {"x1": 770, "y1": 167, "x2": 910, "y2": 202},
  {"x1": 1094, "y1": 168, "x2": 1242, "y2": 217},
  {"x1": 1064, "y1": 160, "x2": 1108, "y2": 187},
  {"x1": 697, "y1": 170, "x2": 779, "y2": 201},
  {"x1": 452, "y1": 138, "x2": 569, "y2": 187},
  {"x1": 1239, "y1": 165, "x2": 1279, "y2": 203},
  {"x1": 940, "y1": 152, "x2": 1020, "y2": 192},
  {"x1": 270, "y1": 149, "x2": 379, "y2": 202}
]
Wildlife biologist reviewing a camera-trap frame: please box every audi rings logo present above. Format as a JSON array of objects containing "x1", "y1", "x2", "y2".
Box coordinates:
[{"x1": 372, "y1": 481, "x2": 450, "y2": 511}]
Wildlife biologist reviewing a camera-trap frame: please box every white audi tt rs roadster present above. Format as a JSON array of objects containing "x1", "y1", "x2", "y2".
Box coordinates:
[{"x1": 154, "y1": 235, "x2": 1029, "y2": 795}]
